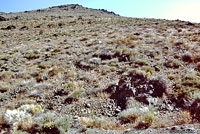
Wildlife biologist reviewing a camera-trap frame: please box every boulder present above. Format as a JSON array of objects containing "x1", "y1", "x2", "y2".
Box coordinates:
[{"x1": 0, "y1": 16, "x2": 6, "y2": 21}]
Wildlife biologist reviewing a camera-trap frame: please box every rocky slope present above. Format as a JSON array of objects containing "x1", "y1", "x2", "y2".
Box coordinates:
[{"x1": 0, "y1": 4, "x2": 200, "y2": 134}]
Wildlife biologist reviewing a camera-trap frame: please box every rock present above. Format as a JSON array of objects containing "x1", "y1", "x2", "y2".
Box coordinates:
[
  {"x1": 4, "y1": 104, "x2": 43, "y2": 125},
  {"x1": 54, "y1": 88, "x2": 69, "y2": 96},
  {"x1": 88, "y1": 57, "x2": 101, "y2": 64},
  {"x1": 43, "y1": 45, "x2": 54, "y2": 51},
  {"x1": 167, "y1": 125, "x2": 195, "y2": 133},
  {"x1": 106, "y1": 72, "x2": 166, "y2": 109},
  {"x1": 75, "y1": 61, "x2": 94, "y2": 70},
  {"x1": 44, "y1": 38, "x2": 51, "y2": 42},
  {"x1": 114, "y1": 52, "x2": 130, "y2": 62},
  {"x1": 85, "y1": 103, "x2": 91, "y2": 108},
  {"x1": 34, "y1": 83, "x2": 54, "y2": 90},
  {"x1": 109, "y1": 81, "x2": 134, "y2": 109},
  {"x1": 0, "y1": 16, "x2": 6, "y2": 21},
  {"x1": 115, "y1": 108, "x2": 121, "y2": 113},
  {"x1": 190, "y1": 98, "x2": 200, "y2": 122},
  {"x1": 25, "y1": 89, "x2": 43, "y2": 98},
  {"x1": 15, "y1": 72, "x2": 25, "y2": 78},
  {"x1": 181, "y1": 51, "x2": 192, "y2": 62},
  {"x1": 20, "y1": 26, "x2": 28, "y2": 30},
  {"x1": 174, "y1": 39, "x2": 184, "y2": 46},
  {"x1": 99, "y1": 51, "x2": 115, "y2": 60},
  {"x1": 1, "y1": 25, "x2": 16, "y2": 30},
  {"x1": 97, "y1": 9, "x2": 119, "y2": 16},
  {"x1": 4, "y1": 109, "x2": 31, "y2": 125},
  {"x1": 0, "y1": 85, "x2": 9, "y2": 93},
  {"x1": 65, "y1": 97, "x2": 78, "y2": 104},
  {"x1": 146, "y1": 97, "x2": 158, "y2": 105}
]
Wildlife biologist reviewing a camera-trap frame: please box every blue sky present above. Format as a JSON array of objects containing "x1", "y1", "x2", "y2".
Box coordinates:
[{"x1": 0, "y1": 0, "x2": 200, "y2": 22}]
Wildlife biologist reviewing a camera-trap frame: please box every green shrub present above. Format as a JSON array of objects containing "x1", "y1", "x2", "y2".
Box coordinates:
[
  {"x1": 174, "y1": 73, "x2": 200, "y2": 99},
  {"x1": 141, "y1": 66, "x2": 155, "y2": 74},
  {"x1": 34, "y1": 112, "x2": 71, "y2": 134},
  {"x1": 63, "y1": 82, "x2": 76, "y2": 91},
  {"x1": 164, "y1": 59, "x2": 182, "y2": 69},
  {"x1": 69, "y1": 88, "x2": 85, "y2": 98}
]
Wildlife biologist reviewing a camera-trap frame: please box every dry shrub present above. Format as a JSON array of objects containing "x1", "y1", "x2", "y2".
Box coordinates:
[
  {"x1": 192, "y1": 54, "x2": 200, "y2": 63},
  {"x1": 81, "y1": 117, "x2": 126, "y2": 130},
  {"x1": 48, "y1": 67, "x2": 62, "y2": 77},
  {"x1": 17, "y1": 118, "x2": 34, "y2": 131},
  {"x1": 175, "y1": 110, "x2": 191, "y2": 125},
  {"x1": 135, "y1": 112, "x2": 154, "y2": 129},
  {"x1": 96, "y1": 92, "x2": 110, "y2": 98},
  {"x1": 0, "y1": 71, "x2": 12, "y2": 81}
]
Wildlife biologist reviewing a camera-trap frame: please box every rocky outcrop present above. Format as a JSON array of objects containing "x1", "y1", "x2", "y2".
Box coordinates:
[
  {"x1": 0, "y1": 16, "x2": 6, "y2": 21},
  {"x1": 105, "y1": 72, "x2": 167, "y2": 109}
]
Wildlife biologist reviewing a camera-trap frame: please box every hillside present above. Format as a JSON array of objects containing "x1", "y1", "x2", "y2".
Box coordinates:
[{"x1": 0, "y1": 4, "x2": 200, "y2": 134}]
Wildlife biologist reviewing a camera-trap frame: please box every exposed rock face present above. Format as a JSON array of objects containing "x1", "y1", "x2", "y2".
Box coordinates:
[
  {"x1": 0, "y1": 16, "x2": 6, "y2": 21},
  {"x1": 105, "y1": 72, "x2": 167, "y2": 109},
  {"x1": 97, "y1": 9, "x2": 119, "y2": 16},
  {"x1": 0, "y1": 3, "x2": 200, "y2": 134},
  {"x1": 190, "y1": 99, "x2": 200, "y2": 122},
  {"x1": 1, "y1": 25, "x2": 16, "y2": 30}
]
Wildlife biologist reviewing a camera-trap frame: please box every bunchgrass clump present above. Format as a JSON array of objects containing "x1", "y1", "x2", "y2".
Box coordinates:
[
  {"x1": 173, "y1": 72, "x2": 200, "y2": 104},
  {"x1": 24, "y1": 52, "x2": 40, "y2": 60},
  {"x1": 63, "y1": 82, "x2": 76, "y2": 91},
  {"x1": 135, "y1": 112, "x2": 155, "y2": 129}
]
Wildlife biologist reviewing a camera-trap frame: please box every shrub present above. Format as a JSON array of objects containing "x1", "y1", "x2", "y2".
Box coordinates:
[
  {"x1": 141, "y1": 66, "x2": 155, "y2": 75},
  {"x1": 172, "y1": 73, "x2": 200, "y2": 110},
  {"x1": 48, "y1": 67, "x2": 59, "y2": 77},
  {"x1": 81, "y1": 117, "x2": 105, "y2": 128},
  {"x1": 135, "y1": 112, "x2": 155, "y2": 129},
  {"x1": 181, "y1": 51, "x2": 192, "y2": 62},
  {"x1": 192, "y1": 54, "x2": 200, "y2": 63},
  {"x1": 34, "y1": 112, "x2": 71, "y2": 134},
  {"x1": 80, "y1": 37, "x2": 88, "y2": 41},
  {"x1": 135, "y1": 59, "x2": 148, "y2": 66},
  {"x1": 196, "y1": 62, "x2": 200, "y2": 72},
  {"x1": 63, "y1": 82, "x2": 76, "y2": 91},
  {"x1": 164, "y1": 59, "x2": 182, "y2": 69},
  {"x1": 119, "y1": 107, "x2": 150, "y2": 124},
  {"x1": 69, "y1": 88, "x2": 85, "y2": 98},
  {"x1": 119, "y1": 108, "x2": 140, "y2": 123},
  {"x1": 24, "y1": 52, "x2": 40, "y2": 60}
]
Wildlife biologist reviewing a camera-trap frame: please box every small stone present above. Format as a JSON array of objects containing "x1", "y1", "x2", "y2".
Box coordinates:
[
  {"x1": 107, "y1": 113, "x2": 112, "y2": 117},
  {"x1": 86, "y1": 103, "x2": 91, "y2": 108},
  {"x1": 74, "y1": 115, "x2": 79, "y2": 120},
  {"x1": 171, "y1": 126, "x2": 178, "y2": 130},
  {"x1": 99, "y1": 51, "x2": 115, "y2": 60},
  {"x1": 44, "y1": 38, "x2": 51, "y2": 42},
  {"x1": 0, "y1": 85, "x2": 9, "y2": 93},
  {"x1": 88, "y1": 57, "x2": 101, "y2": 64},
  {"x1": 115, "y1": 108, "x2": 121, "y2": 113},
  {"x1": 34, "y1": 83, "x2": 53, "y2": 90},
  {"x1": 25, "y1": 90, "x2": 43, "y2": 98}
]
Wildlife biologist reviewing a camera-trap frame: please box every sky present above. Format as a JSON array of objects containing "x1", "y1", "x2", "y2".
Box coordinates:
[{"x1": 0, "y1": 0, "x2": 199, "y2": 23}]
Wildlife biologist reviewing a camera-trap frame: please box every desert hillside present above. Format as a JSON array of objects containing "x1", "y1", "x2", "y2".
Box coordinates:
[{"x1": 0, "y1": 4, "x2": 200, "y2": 134}]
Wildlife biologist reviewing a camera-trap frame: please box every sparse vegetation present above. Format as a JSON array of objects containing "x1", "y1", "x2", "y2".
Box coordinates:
[
  {"x1": 33, "y1": 112, "x2": 71, "y2": 134},
  {"x1": 0, "y1": 3, "x2": 200, "y2": 134}
]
